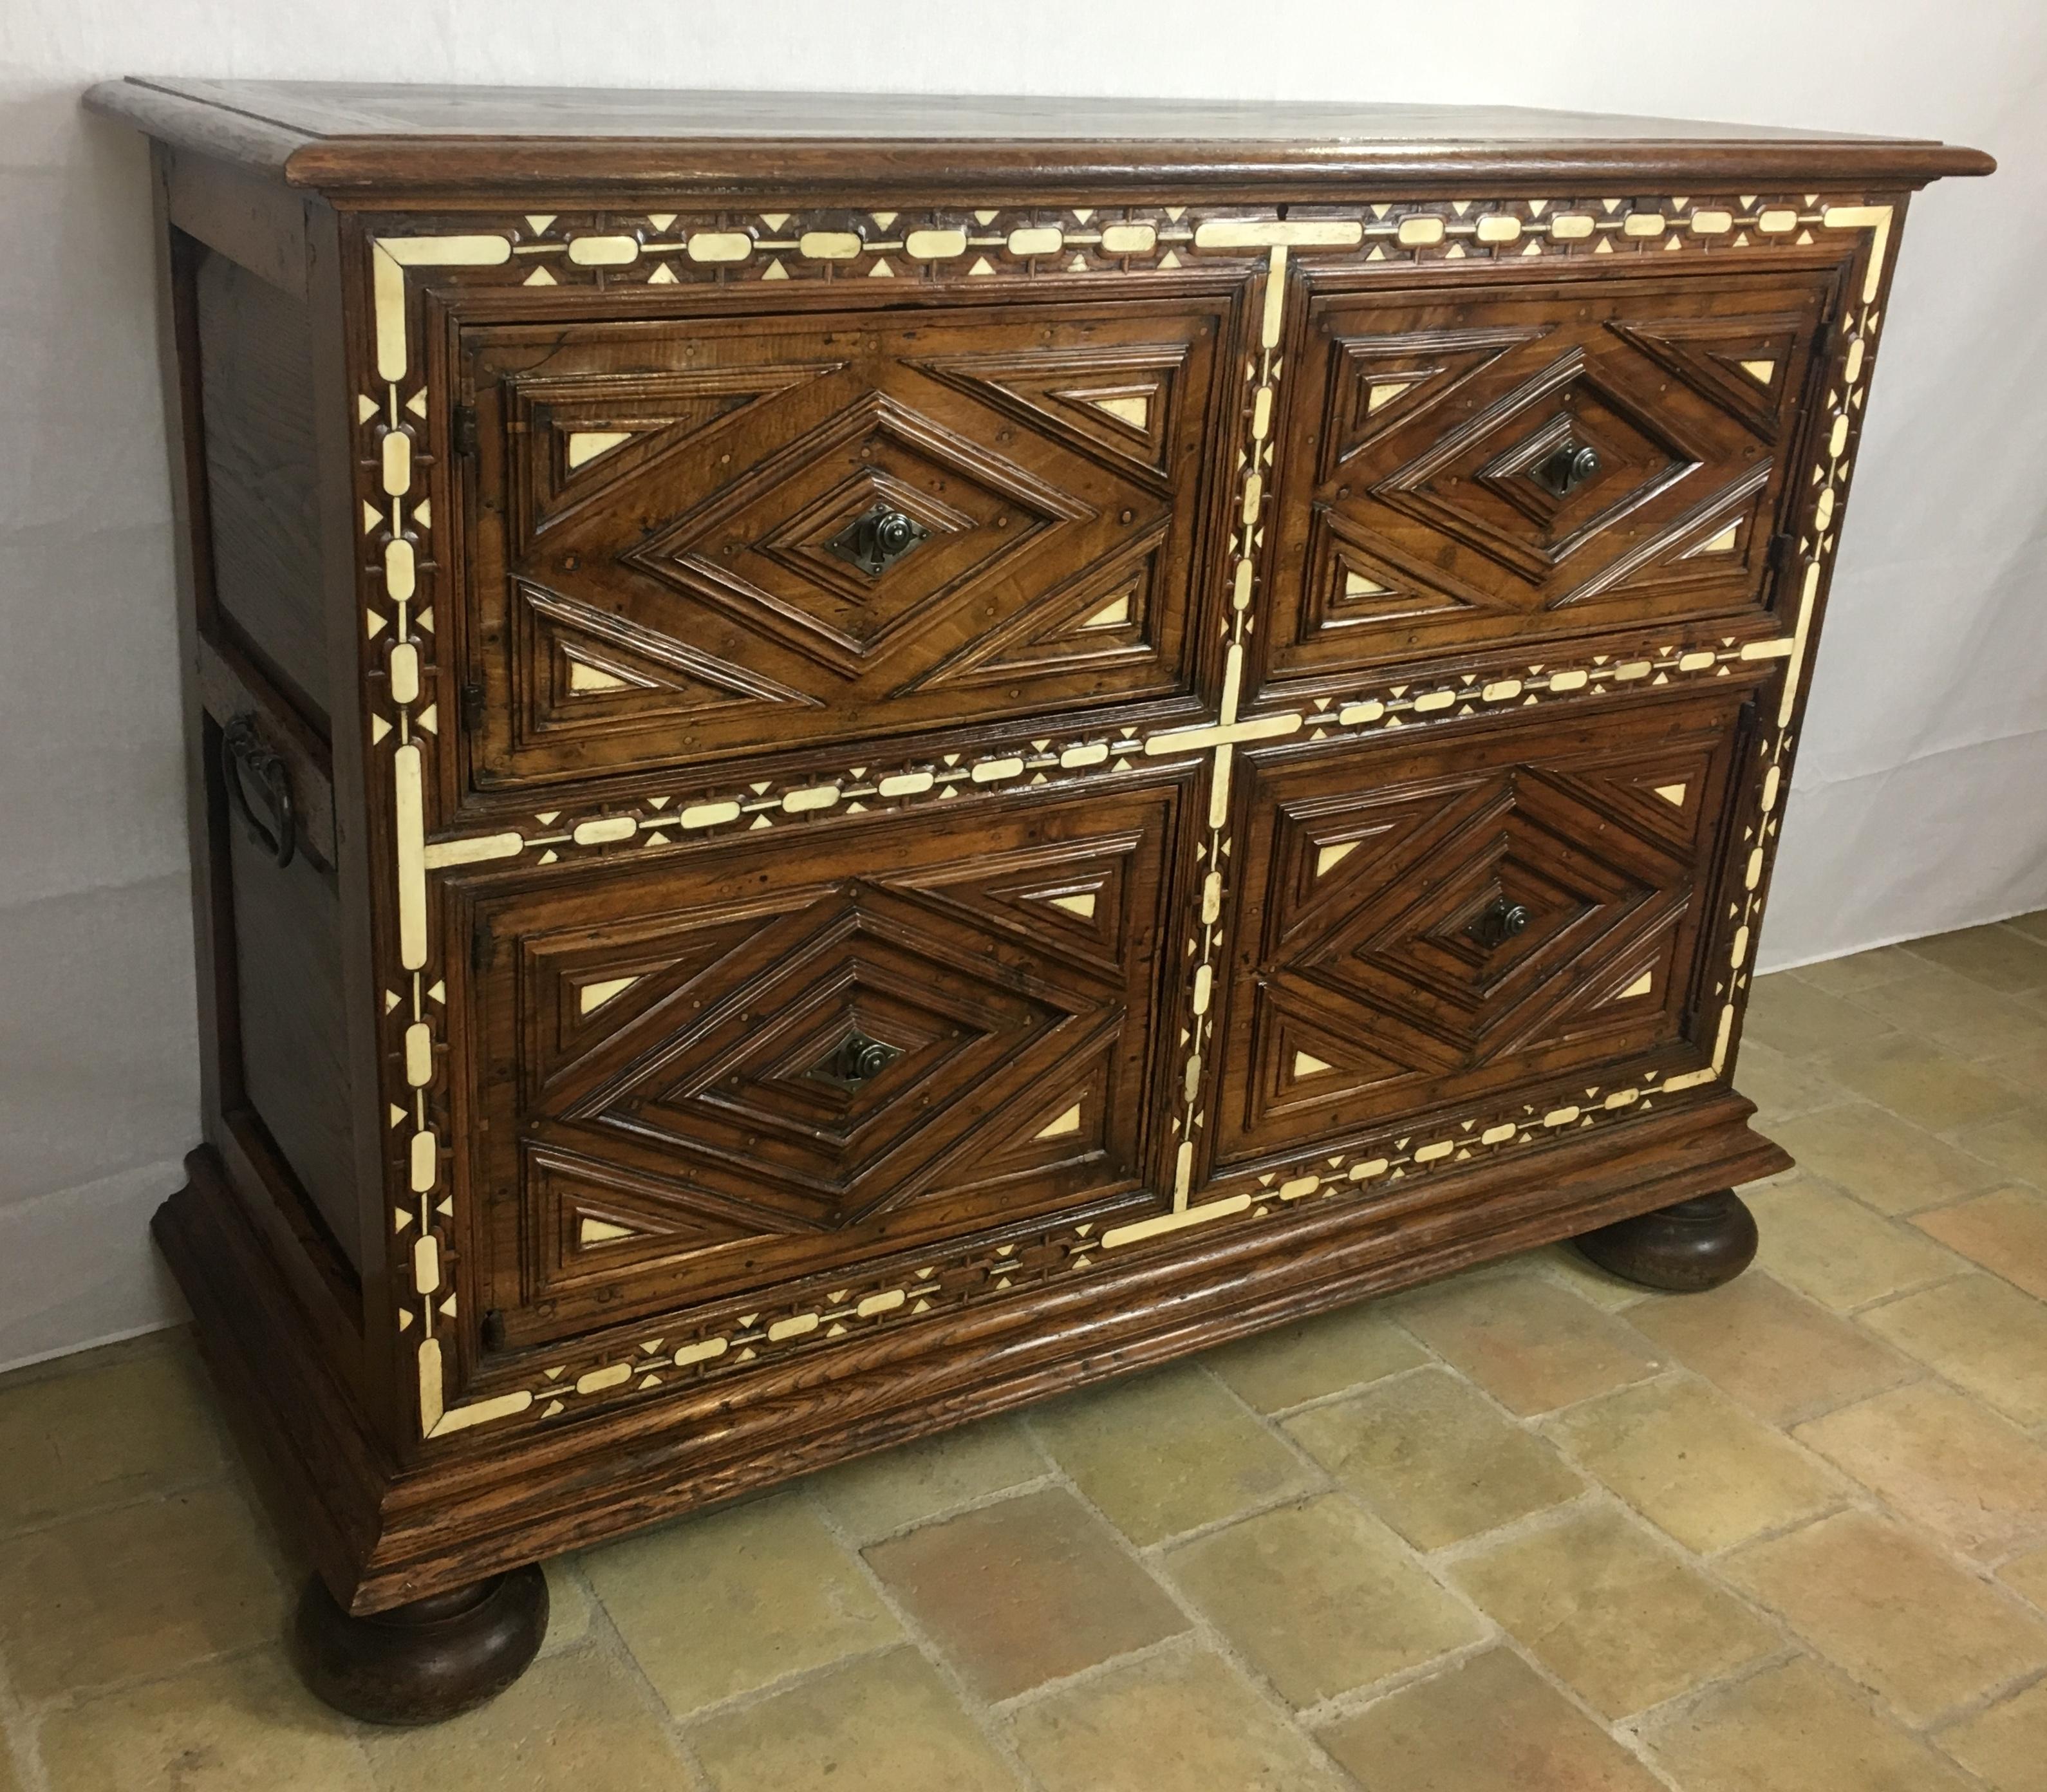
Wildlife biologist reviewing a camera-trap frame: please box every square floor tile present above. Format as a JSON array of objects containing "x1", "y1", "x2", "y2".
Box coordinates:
[
  {"x1": 1937, "y1": 1677, "x2": 2047, "y2": 1792},
  {"x1": 535, "y1": 1559, "x2": 592, "y2": 1661},
  {"x1": 0, "y1": 1483, "x2": 285, "y2": 1699},
  {"x1": 1007, "y1": 1647, "x2": 1350, "y2": 1792},
  {"x1": 0, "y1": 1337, "x2": 225, "y2": 1532},
  {"x1": 1765, "y1": 1105, "x2": 1999, "y2": 1215},
  {"x1": 1390, "y1": 1276, "x2": 1663, "y2": 1416},
  {"x1": 2001, "y1": 1544, "x2": 2047, "y2": 1612},
  {"x1": 1528, "y1": 1245, "x2": 1649, "y2": 1314},
  {"x1": 1849, "y1": 962, "x2": 2035, "y2": 1039},
  {"x1": 1817, "y1": 1036, "x2": 2024, "y2": 1132},
  {"x1": 1283, "y1": 1367, "x2": 1582, "y2": 1550},
  {"x1": 1904, "y1": 923, "x2": 2047, "y2": 993},
  {"x1": 1545, "y1": 1374, "x2": 1837, "y2": 1553},
  {"x1": 805, "y1": 1417, "x2": 1047, "y2": 1544},
  {"x1": 1736, "y1": 1041, "x2": 1846, "y2": 1126},
  {"x1": 1164, "y1": 1495, "x2": 1481, "y2": 1708},
  {"x1": 582, "y1": 1491, "x2": 899, "y2": 1717},
  {"x1": 1951, "y1": 1104, "x2": 2047, "y2": 1186},
  {"x1": 1025, "y1": 1365, "x2": 1318, "y2": 1545},
  {"x1": 1858, "y1": 1272, "x2": 2047, "y2": 1426},
  {"x1": 1449, "y1": 1507, "x2": 1775, "y2": 1718},
  {"x1": 691, "y1": 1646, "x2": 1017, "y2": 1792},
  {"x1": 1620, "y1": 1273, "x2": 1915, "y2": 1425},
  {"x1": 1788, "y1": 947, "x2": 1922, "y2": 996},
  {"x1": 1917, "y1": 1186, "x2": 2047, "y2": 1300},
  {"x1": 1723, "y1": 1509, "x2": 2047, "y2": 1724},
  {"x1": 863, "y1": 1489, "x2": 1186, "y2": 1701},
  {"x1": 1744, "y1": 1177, "x2": 1963, "y2": 1311},
  {"x1": 1795, "y1": 1382, "x2": 2047, "y2": 1560},
  {"x1": 1200, "y1": 1303, "x2": 1426, "y2": 1414},
  {"x1": 1643, "y1": 1656, "x2": 1979, "y2": 1792},
  {"x1": 1315, "y1": 1646, "x2": 1662, "y2": 1792},
  {"x1": 1742, "y1": 978, "x2": 1891, "y2": 1056},
  {"x1": 363, "y1": 1644, "x2": 691, "y2": 1792},
  {"x1": 2008, "y1": 910, "x2": 2047, "y2": 945},
  {"x1": 39, "y1": 1650, "x2": 373, "y2": 1792}
]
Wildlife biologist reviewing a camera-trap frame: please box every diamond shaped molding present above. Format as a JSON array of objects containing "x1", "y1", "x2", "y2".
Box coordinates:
[{"x1": 624, "y1": 392, "x2": 1087, "y2": 672}]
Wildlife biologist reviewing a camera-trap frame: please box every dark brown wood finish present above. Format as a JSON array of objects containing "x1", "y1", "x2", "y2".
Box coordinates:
[
  {"x1": 293, "y1": 1566, "x2": 548, "y2": 1726},
  {"x1": 95, "y1": 80, "x2": 1988, "y2": 1720}
]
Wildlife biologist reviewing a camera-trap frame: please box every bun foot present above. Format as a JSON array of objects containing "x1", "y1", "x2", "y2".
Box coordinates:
[
  {"x1": 293, "y1": 1566, "x2": 548, "y2": 1726},
  {"x1": 1575, "y1": 1190, "x2": 1759, "y2": 1293}
]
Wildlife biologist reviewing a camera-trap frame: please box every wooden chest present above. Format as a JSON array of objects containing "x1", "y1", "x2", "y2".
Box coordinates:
[{"x1": 89, "y1": 78, "x2": 1988, "y2": 1719}]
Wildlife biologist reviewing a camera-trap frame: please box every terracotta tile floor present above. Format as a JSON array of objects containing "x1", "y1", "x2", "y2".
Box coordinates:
[{"x1": 8, "y1": 917, "x2": 2047, "y2": 1790}]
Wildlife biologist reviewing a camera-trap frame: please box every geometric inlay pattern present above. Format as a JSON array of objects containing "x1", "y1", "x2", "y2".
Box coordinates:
[{"x1": 359, "y1": 194, "x2": 1899, "y2": 1437}]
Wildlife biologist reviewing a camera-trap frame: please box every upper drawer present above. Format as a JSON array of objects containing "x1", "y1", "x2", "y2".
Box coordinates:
[
  {"x1": 1260, "y1": 266, "x2": 1837, "y2": 683},
  {"x1": 457, "y1": 293, "x2": 1235, "y2": 787}
]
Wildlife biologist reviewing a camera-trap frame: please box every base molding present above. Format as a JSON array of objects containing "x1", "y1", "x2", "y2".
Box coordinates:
[{"x1": 158, "y1": 1097, "x2": 1789, "y2": 1612}]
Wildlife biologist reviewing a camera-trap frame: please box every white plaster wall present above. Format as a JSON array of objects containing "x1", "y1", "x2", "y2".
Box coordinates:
[{"x1": 2, "y1": 0, "x2": 2042, "y2": 1367}]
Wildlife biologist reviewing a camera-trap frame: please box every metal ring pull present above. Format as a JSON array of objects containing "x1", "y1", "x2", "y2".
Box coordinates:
[{"x1": 220, "y1": 714, "x2": 297, "y2": 869}]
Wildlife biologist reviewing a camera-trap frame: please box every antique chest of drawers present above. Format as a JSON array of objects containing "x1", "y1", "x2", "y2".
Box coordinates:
[{"x1": 89, "y1": 79, "x2": 1990, "y2": 1720}]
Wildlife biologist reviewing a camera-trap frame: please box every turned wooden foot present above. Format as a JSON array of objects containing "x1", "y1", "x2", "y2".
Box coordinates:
[
  {"x1": 1575, "y1": 1190, "x2": 1758, "y2": 1293},
  {"x1": 292, "y1": 1567, "x2": 548, "y2": 1725}
]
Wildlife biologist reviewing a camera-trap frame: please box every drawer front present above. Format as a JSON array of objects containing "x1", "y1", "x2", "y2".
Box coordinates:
[
  {"x1": 1210, "y1": 685, "x2": 1753, "y2": 1171},
  {"x1": 1261, "y1": 266, "x2": 1835, "y2": 684},
  {"x1": 460, "y1": 293, "x2": 1237, "y2": 789},
  {"x1": 457, "y1": 777, "x2": 1193, "y2": 1345}
]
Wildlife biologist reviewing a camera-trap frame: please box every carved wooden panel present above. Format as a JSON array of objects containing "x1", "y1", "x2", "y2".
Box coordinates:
[
  {"x1": 1259, "y1": 266, "x2": 1835, "y2": 686},
  {"x1": 459, "y1": 295, "x2": 1236, "y2": 788},
  {"x1": 1208, "y1": 686, "x2": 1753, "y2": 1172},
  {"x1": 458, "y1": 776, "x2": 1192, "y2": 1344},
  {"x1": 342, "y1": 195, "x2": 1908, "y2": 1448}
]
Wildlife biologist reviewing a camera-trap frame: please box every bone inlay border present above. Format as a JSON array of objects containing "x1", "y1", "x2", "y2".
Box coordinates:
[
  {"x1": 389, "y1": 192, "x2": 1883, "y2": 295},
  {"x1": 358, "y1": 198, "x2": 1894, "y2": 1441}
]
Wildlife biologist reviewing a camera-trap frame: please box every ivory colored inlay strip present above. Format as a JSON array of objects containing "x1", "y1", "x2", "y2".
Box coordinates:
[{"x1": 1103, "y1": 1192, "x2": 1253, "y2": 1249}]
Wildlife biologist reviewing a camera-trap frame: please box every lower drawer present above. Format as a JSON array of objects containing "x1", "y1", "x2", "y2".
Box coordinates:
[
  {"x1": 454, "y1": 773, "x2": 1195, "y2": 1349},
  {"x1": 1206, "y1": 681, "x2": 1755, "y2": 1175}
]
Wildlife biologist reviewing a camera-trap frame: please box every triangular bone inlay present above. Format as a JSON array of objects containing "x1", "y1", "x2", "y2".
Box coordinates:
[
  {"x1": 566, "y1": 658, "x2": 634, "y2": 693},
  {"x1": 1034, "y1": 1103, "x2": 1084, "y2": 1139},
  {"x1": 577, "y1": 975, "x2": 642, "y2": 1015},
  {"x1": 1090, "y1": 393, "x2": 1151, "y2": 429},
  {"x1": 565, "y1": 429, "x2": 635, "y2": 469},
  {"x1": 1293, "y1": 1050, "x2": 1334, "y2": 1078}
]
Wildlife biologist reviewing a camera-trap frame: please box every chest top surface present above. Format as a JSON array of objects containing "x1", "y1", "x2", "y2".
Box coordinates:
[{"x1": 84, "y1": 79, "x2": 1992, "y2": 198}]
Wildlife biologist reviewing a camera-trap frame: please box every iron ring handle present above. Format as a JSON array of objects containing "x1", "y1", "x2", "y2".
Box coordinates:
[{"x1": 220, "y1": 715, "x2": 297, "y2": 870}]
